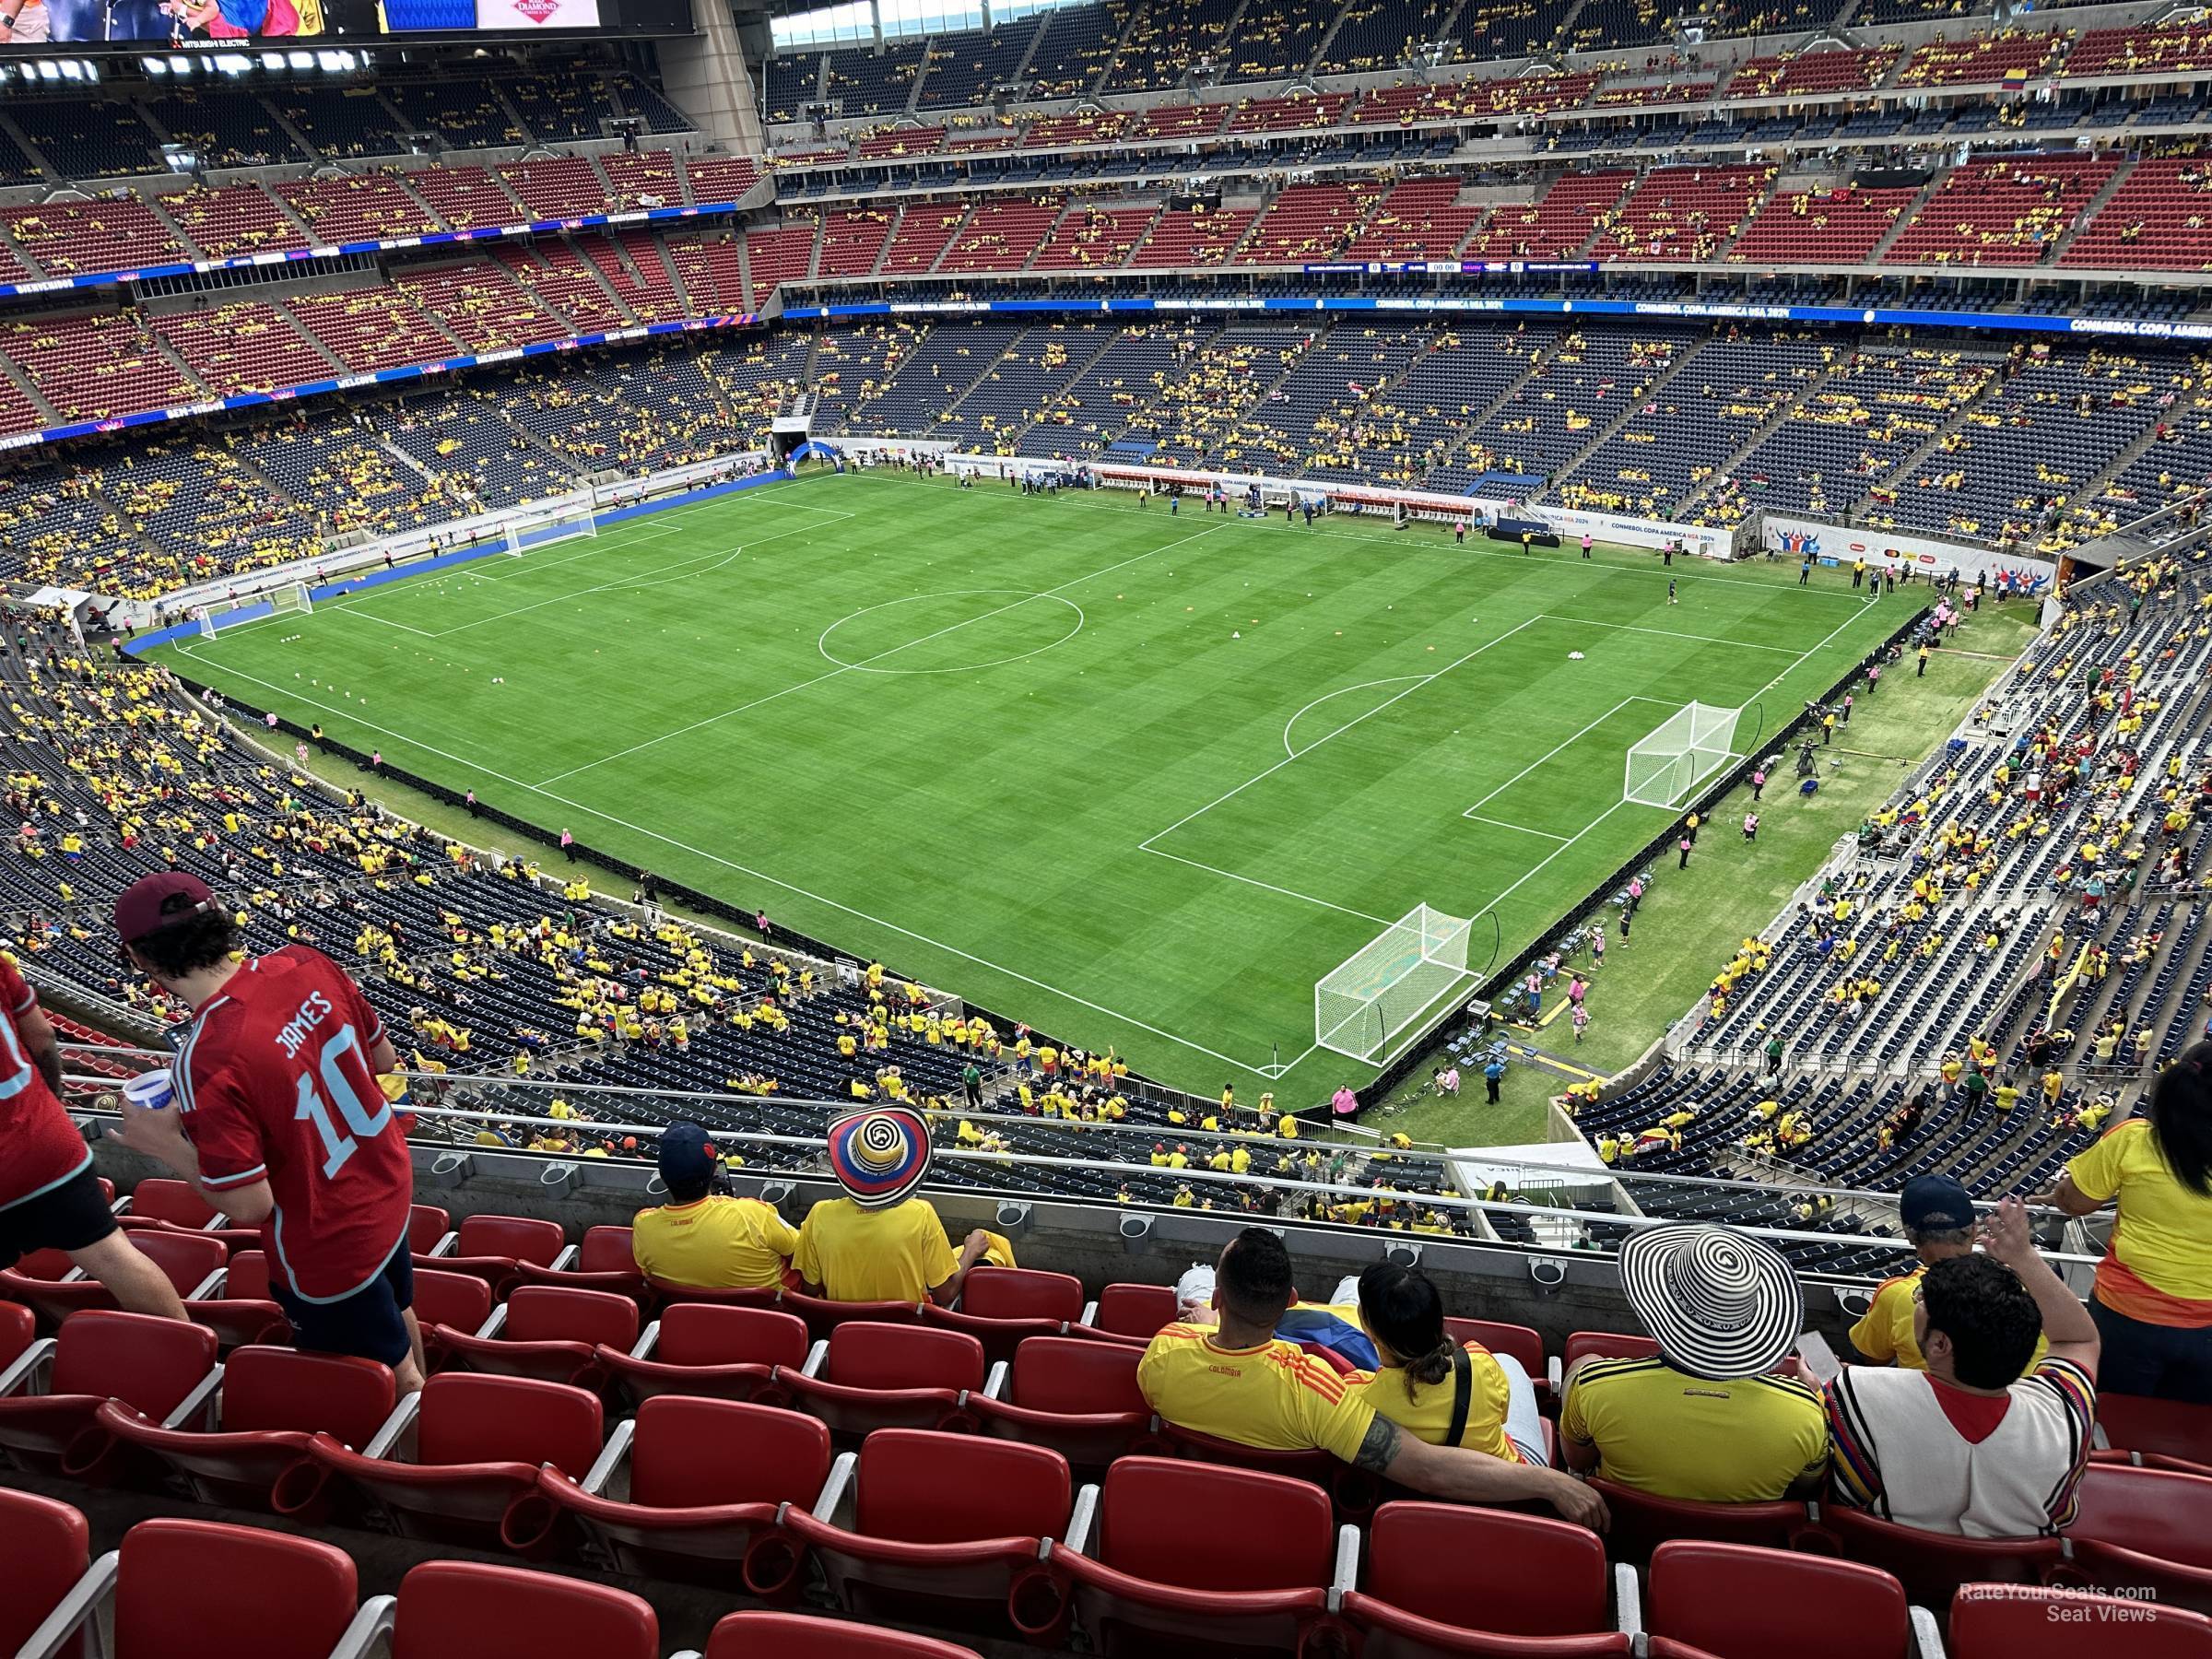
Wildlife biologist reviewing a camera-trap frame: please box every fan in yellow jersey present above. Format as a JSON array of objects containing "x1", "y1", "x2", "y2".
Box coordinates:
[
  {"x1": 1137, "y1": 1230, "x2": 1606, "y2": 1528},
  {"x1": 1849, "y1": 1176, "x2": 2045, "y2": 1373},
  {"x1": 793, "y1": 1107, "x2": 1000, "y2": 1305},
  {"x1": 630, "y1": 1122, "x2": 797, "y2": 1291}
]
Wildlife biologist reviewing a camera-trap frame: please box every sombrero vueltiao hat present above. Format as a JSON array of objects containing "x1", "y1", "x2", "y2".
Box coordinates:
[
  {"x1": 828, "y1": 1106, "x2": 932, "y2": 1210},
  {"x1": 1618, "y1": 1223, "x2": 1802, "y2": 1381}
]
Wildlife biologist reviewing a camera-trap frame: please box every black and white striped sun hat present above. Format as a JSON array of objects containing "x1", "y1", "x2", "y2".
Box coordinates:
[{"x1": 1618, "y1": 1223, "x2": 1803, "y2": 1381}]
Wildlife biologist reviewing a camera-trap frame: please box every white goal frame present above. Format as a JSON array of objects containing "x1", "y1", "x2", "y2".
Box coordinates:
[
  {"x1": 267, "y1": 582, "x2": 312, "y2": 618},
  {"x1": 502, "y1": 501, "x2": 600, "y2": 557},
  {"x1": 1315, "y1": 903, "x2": 1476, "y2": 1063},
  {"x1": 1624, "y1": 701, "x2": 1743, "y2": 809}
]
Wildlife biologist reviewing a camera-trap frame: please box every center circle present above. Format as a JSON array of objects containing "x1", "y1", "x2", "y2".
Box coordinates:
[{"x1": 818, "y1": 589, "x2": 1085, "y2": 676}]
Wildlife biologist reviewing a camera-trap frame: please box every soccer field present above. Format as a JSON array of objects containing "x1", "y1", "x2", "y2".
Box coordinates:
[{"x1": 154, "y1": 470, "x2": 1913, "y2": 1100}]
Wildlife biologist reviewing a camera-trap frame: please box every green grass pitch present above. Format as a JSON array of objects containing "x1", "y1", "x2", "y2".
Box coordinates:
[{"x1": 155, "y1": 469, "x2": 1919, "y2": 1104}]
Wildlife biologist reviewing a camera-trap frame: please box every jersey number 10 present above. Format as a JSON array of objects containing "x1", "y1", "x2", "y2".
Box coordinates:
[{"x1": 292, "y1": 1024, "x2": 393, "y2": 1178}]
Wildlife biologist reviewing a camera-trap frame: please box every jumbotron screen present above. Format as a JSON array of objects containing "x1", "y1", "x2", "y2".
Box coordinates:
[{"x1": 0, "y1": 0, "x2": 603, "y2": 43}]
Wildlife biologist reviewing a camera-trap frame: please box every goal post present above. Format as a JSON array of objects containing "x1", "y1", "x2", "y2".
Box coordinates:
[
  {"x1": 267, "y1": 582, "x2": 312, "y2": 618},
  {"x1": 1315, "y1": 903, "x2": 1476, "y2": 1063},
  {"x1": 502, "y1": 500, "x2": 600, "y2": 557},
  {"x1": 1624, "y1": 701, "x2": 1744, "y2": 809}
]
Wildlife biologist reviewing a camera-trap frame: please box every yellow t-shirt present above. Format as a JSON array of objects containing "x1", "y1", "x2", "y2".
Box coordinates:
[
  {"x1": 1358, "y1": 1342, "x2": 1523, "y2": 1463},
  {"x1": 1559, "y1": 1356, "x2": 1828, "y2": 1502},
  {"x1": 1849, "y1": 1264, "x2": 2047, "y2": 1372},
  {"x1": 1137, "y1": 1324, "x2": 1375, "y2": 1462},
  {"x1": 2068, "y1": 1118, "x2": 2212, "y2": 1326},
  {"x1": 630, "y1": 1195, "x2": 798, "y2": 1291},
  {"x1": 792, "y1": 1196, "x2": 958, "y2": 1303}
]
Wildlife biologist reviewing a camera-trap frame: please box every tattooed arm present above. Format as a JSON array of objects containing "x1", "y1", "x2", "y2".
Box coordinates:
[{"x1": 1360, "y1": 1414, "x2": 1610, "y2": 1532}]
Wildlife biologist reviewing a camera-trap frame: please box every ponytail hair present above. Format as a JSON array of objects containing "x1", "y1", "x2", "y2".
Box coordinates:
[{"x1": 1358, "y1": 1263, "x2": 1455, "y2": 1402}]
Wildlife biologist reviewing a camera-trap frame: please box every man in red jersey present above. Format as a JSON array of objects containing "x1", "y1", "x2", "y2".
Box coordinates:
[
  {"x1": 0, "y1": 949, "x2": 184, "y2": 1319},
  {"x1": 109, "y1": 873, "x2": 424, "y2": 1389}
]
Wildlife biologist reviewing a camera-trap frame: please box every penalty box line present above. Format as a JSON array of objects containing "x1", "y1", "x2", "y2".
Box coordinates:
[{"x1": 172, "y1": 641, "x2": 1298, "y2": 1083}]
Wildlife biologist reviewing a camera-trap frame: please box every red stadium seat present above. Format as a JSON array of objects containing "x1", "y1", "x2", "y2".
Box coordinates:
[
  {"x1": 4, "y1": 1230, "x2": 229, "y2": 1327},
  {"x1": 1153, "y1": 1418, "x2": 1371, "y2": 1521},
  {"x1": 646, "y1": 1277, "x2": 782, "y2": 1310},
  {"x1": 773, "y1": 1322, "x2": 984, "y2": 1440},
  {"x1": 511, "y1": 1225, "x2": 648, "y2": 1301},
  {"x1": 415, "y1": 1214, "x2": 570, "y2": 1296},
  {"x1": 1586, "y1": 1478, "x2": 1809, "y2": 1564},
  {"x1": 1443, "y1": 1317, "x2": 1552, "y2": 1399},
  {"x1": 1052, "y1": 1455, "x2": 1343, "y2": 1657},
  {"x1": 2065, "y1": 1463, "x2": 2212, "y2": 1616},
  {"x1": 968, "y1": 1335, "x2": 1159, "y2": 1474},
  {"x1": 0, "y1": 1299, "x2": 34, "y2": 1371},
  {"x1": 186, "y1": 1249, "x2": 292, "y2": 1350},
  {"x1": 1563, "y1": 1332, "x2": 1660, "y2": 1371},
  {"x1": 1808, "y1": 1502, "x2": 2061, "y2": 1608},
  {"x1": 414, "y1": 1267, "x2": 497, "y2": 1371},
  {"x1": 782, "y1": 1288, "x2": 925, "y2": 1346},
  {"x1": 407, "y1": 1204, "x2": 455, "y2": 1255},
  {"x1": 120, "y1": 1177, "x2": 218, "y2": 1230},
  {"x1": 94, "y1": 1345, "x2": 395, "y2": 1513},
  {"x1": 1343, "y1": 1501, "x2": 1616, "y2": 1642},
  {"x1": 434, "y1": 1285, "x2": 640, "y2": 1388},
  {"x1": 27, "y1": 1518, "x2": 358, "y2": 1659},
  {"x1": 0, "y1": 1311, "x2": 218, "y2": 1478},
  {"x1": 290, "y1": 1371, "x2": 602, "y2": 1549},
  {"x1": 1645, "y1": 1541, "x2": 1921, "y2": 1659},
  {"x1": 523, "y1": 1394, "x2": 831, "y2": 1581},
  {"x1": 924, "y1": 1266, "x2": 1083, "y2": 1365},
  {"x1": 775, "y1": 1428, "x2": 1072, "y2": 1639},
  {"x1": 2094, "y1": 1393, "x2": 2212, "y2": 1477},
  {"x1": 597, "y1": 1301, "x2": 806, "y2": 1406},
  {"x1": 1949, "y1": 1584, "x2": 2212, "y2": 1658},
  {"x1": 360, "y1": 1559, "x2": 660, "y2": 1659},
  {"x1": 1081, "y1": 1283, "x2": 1178, "y2": 1341},
  {"x1": 703, "y1": 1610, "x2": 984, "y2": 1658},
  {"x1": 0, "y1": 1488, "x2": 88, "y2": 1655}
]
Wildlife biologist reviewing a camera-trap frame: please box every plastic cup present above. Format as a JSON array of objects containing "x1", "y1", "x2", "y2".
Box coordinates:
[{"x1": 123, "y1": 1069, "x2": 175, "y2": 1112}]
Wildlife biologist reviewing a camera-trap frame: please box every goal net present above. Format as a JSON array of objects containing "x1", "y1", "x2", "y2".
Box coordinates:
[
  {"x1": 1315, "y1": 903, "x2": 1475, "y2": 1063},
  {"x1": 502, "y1": 503, "x2": 599, "y2": 557},
  {"x1": 1624, "y1": 701, "x2": 1743, "y2": 809},
  {"x1": 268, "y1": 583, "x2": 312, "y2": 618}
]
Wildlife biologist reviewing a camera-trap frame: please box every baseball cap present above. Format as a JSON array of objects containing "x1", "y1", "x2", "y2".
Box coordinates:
[
  {"x1": 1900, "y1": 1174, "x2": 1975, "y2": 1235},
  {"x1": 113, "y1": 872, "x2": 218, "y2": 946},
  {"x1": 657, "y1": 1121, "x2": 719, "y2": 1187}
]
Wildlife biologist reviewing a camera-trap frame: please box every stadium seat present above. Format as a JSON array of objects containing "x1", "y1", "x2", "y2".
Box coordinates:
[
  {"x1": 0, "y1": 1299, "x2": 34, "y2": 1371},
  {"x1": 1808, "y1": 1502, "x2": 2062, "y2": 1607},
  {"x1": 2064, "y1": 1463, "x2": 2212, "y2": 1616},
  {"x1": 407, "y1": 1203, "x2": 456, "y2": 1255},
  {"x1": 1154, "y1": 1418, "x2": 1373, "y2": 1522},
  {"x1": 522, "y1": 1394, "x2": 831, "y2": 1580},
  {"x1": 1052, "y1": 1454, "x2": 1347, "y2": 1657},
  {"x1": 434, "y1": 1284, "x2": 641, "y2": 1388},
  {"x1": 23, "y1": 1517, "x2": 359, "y2": 1659},
  {"x1": 289, "y1": 1371, "x2": 603, "y2": 1549},
  {"x1": 969, "y1": 1334, "x2": 1160, "y2": 1473},
  {"x1": 774, "y1": 1428, "x2": 1072, "y2": 1639},
  {"x1": 773, "y1": 1322, "x2": 985, "y2": 1439},
  {"x1": 700, "y1": 1610, "x2": 985, "y2": 1658},
  {"x1": 1338, "y1": 1500, "x2": 1623, "y2": 1651},
  {"x1": 0, "y1": 1310, "x2": 218, "y2": 1478},
  {"x1": 1644, "y1": 1541, "x2": 1931, "y2": 1659},
  {"x1": 414, "y1": 1267, "x2": 498, "y2": 1371},
  {"x1": 414, "y1": 1214, "x2": 571, "y2": 1295},
  {"x1": 1443, "y1": 1317, "x2": 1552, "y2": 1400},
  {"x1": 782, "y1": 1288, "x2": 926, "y2": 1346},
  {"x1": 93, "y1": 1345, "x2": 396, "y2": 1512},
  {"x1": 186, "y1": 1248, "x2": 292, "y2": 1349},
  {"x1": 2095, "y1": 1393, "x2": 2212, "y2": 1477},
  {"x1": 1075, "y1": 1282, "x2": 1179, "y2": 1342},
  {"x1": 510, "y1": 1224, "x2": 648, "y2": 1300},
  {"x1": 924, "y1": 1265, "x2": 1083, "y2": 1365},
  {"x1": 117, "y1": 1177, "x2": 218, "y2": 1230},
  {"x1": 597, "y1": 1301, "x2": 807, "y2": 1406},
  {"x1": 0, "y1": 1488, "x2": 88, "y2": 1655},
  {"x1": 339, "y1": 1559, "x2": 660, "y2": 1659},
  {"x1": 1949, "y1": 1584, "x2": 2212, "y2": 1658},
  {"x1": 3, "y1": 1230, "x2": 229, "y2": 1327},
  {"x1": 1586, "y1": 1478, "x2": 1810, "y2": 1563}
]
